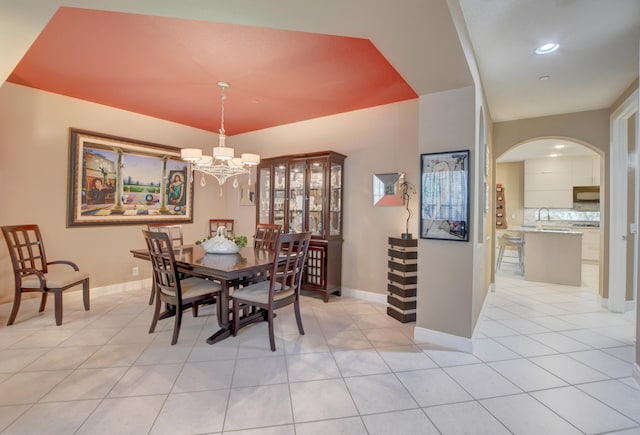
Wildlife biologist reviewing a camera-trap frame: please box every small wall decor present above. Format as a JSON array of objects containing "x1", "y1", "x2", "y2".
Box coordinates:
[
  {"x1": 373, "y1": 172, "x2": 404, "y2": 206},
  {"x1": 67, "y1": 128, "x2": 193, "y2": 226},
  {"x1": 420, "y1": 150, "x2": 470, "y2": 241},
  {"x1": 239, "y1": 182, "x2": 256, "y2": 206}
]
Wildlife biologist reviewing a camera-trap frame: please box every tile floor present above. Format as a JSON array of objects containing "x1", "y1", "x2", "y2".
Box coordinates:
[{"x1": 0, "y1": 258, "x2": 637, "y2": 434}]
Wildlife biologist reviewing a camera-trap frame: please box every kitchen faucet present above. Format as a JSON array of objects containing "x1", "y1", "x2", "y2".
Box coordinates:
[{"x1": 537, "y1": 207, "x2": 551, "y2": 222}]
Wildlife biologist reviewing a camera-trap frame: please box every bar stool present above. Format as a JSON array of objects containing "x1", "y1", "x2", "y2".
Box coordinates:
[{"x1": 496, "y1": 232, "x2": 524, "y2": 273}]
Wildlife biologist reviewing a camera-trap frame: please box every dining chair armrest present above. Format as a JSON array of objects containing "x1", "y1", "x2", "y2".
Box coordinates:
[{"x1": 48, "y1": 260, "x2": 80, "y2": 271}]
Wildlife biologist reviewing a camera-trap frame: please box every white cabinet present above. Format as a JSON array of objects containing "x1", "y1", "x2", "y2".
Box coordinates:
[
  {"x1": 581, "y1": 228, "x2": 600, "y2": 262},
  {"x1": 524, "y1": 156, "x2": 601, "y2": 208},
  {"x1": 524, "y1": 158, "x2": 572, "y2": 208},
  {"x1": 571, "y1": 156, "x2": 600, "y2": 186}
]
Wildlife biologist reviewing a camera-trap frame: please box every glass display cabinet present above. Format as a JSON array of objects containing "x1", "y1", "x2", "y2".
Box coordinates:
[{"x1": 256, "y1": 151, "x2": 346, "y2": 302}]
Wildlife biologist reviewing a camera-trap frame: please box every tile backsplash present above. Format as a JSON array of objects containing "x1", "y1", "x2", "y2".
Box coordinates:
[{"x1": 524, "y1": 207, "x2": 600, "y2": 226}]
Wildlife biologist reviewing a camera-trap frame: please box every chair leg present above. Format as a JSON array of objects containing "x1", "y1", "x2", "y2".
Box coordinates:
[
  {"x1": 294, "y1": 299, "x2": 305, "y2": 336},
  {"x1": 148, "y1": 281, "x2": 155, "y2": 305},
  {"x1": 268, "y1": 309, "x2": 275, "y2": 351},
  {"x1": 83, "y1": 278, "x2": 90, "y2": 311},
  {"x1": 39, "y1": 292, "x2": 48, "y2": 312},
  {"x1": 54, "y1": 290, "x2": 63, "y2": 326},
  {"x1": 148, "y1": 288, "x2": 161, "y2": 334},
  {"x1": 192, "y1": 302, "x2": 199, "y2": 318},
  {"x1": 232, "y1": 300, "x2": 240, "y2": 337},
  {"x1": 6, "y1": 290, "x2": 22, "y2": 326},
  {"x1": 171, "y1": 309, "x2": 182, "y2": 345}
]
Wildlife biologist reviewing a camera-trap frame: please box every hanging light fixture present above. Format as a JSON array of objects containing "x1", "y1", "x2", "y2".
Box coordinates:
[{"x1": 181, "y1": 81, "x2": 260, "y2": 191}]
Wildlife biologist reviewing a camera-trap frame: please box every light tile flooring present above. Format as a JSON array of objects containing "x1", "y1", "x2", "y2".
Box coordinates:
[{"x1": 0, "y1": 260, "x2": 637, "y2": 434}]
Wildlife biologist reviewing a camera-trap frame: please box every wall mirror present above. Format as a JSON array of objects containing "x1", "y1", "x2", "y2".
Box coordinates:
[{"x1": 373, "y1": 172, "x2": 404, "y2": 206}]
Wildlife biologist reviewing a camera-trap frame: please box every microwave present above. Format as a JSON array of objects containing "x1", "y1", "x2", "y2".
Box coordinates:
[{"x1": 573, "y1": 186, "x2": 600, "y2": 203}]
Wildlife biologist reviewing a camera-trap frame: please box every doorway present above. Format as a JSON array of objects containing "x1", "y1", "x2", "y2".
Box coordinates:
[
  {"x1": 495, "y1": 138, "x2": 603, "y2": 292},
  {"x1": 609, "y1": 90, "x2": 638, "y2": 314}
]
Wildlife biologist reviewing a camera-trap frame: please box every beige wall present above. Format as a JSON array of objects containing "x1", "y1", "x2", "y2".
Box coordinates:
[
  {"x1": 496, "y1": 162, "x2": 524, "y2": 228},
  {"x1": 417, "y1": 86, "x2": 476, "y2": 338},
  {"x1": 0, "y1": 81, "x2": 420, "y2": 304},
  {"x1": 230, "y1": 99, "x2": 420, "y2": 295},
  {"x1": 0, "y1": 83, "x2": 228, "y2": 303}
]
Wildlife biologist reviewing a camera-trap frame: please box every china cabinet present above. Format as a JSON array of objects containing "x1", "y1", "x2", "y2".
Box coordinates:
[{"x1": 256, "y1": 151, "x2": 346, "y2": 302}]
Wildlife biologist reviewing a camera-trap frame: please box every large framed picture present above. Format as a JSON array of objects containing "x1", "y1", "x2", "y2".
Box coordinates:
[
  {"x1": 420, "y1": 150, "x2": 470, "y2": 241},
  {"x1": 67, "y1": 128, "x2": 193, "y2": 226}
]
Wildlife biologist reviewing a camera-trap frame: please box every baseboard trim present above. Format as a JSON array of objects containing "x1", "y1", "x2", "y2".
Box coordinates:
[
  {"x1": 624, "y1": 300, "x2": 636, "y2": 312},
  {"x1": 598, "y1": 295, "x2": 608, "y2": 309},
  {"x1": 92, "y1": 278, "x2": 151, "y2": 297},
  {"x1": 414, "y1": 326, "x2": 473, "y2": 353},
  {"x1": 341, "y1": 287, "x2": 387, "y2": 304},
  {"x1": 471, "y1": 287, "x2": 492, "y2": 342}
]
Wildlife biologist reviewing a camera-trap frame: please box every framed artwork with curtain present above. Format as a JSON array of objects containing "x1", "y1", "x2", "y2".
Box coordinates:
[
  {"x1": 67, "y1": 128, "x2": 193, "y2": 226},
  {"x1": 419, "y1": 150, "x2": 470, "y2": 241}
]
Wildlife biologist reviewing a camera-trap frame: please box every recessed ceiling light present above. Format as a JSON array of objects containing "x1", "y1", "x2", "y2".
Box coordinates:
[
  {"x1": 554, "y1": 144, "x2": 566, "y2": 149},
  {"x1": 538, "y1": 75, "x2": 550, "y2": 81},
  {"x1": 548, "y1": 153, "x2": 559, "y2": 158},
  {"x1": 535, "y1": 42, "x2": 559, "y2": 55}
]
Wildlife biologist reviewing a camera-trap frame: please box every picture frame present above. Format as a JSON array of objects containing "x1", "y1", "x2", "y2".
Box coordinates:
[
  {"x1": 420, "y1": 150, "x2": 470, "y2": 241},
  {"x1": 67, "y1": 128, "x2": 193, "y2": 226}
]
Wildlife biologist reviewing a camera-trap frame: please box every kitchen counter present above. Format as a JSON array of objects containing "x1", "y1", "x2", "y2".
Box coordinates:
[{"x1": 510, "y1": 226, "x2": 583, "y2": 286}]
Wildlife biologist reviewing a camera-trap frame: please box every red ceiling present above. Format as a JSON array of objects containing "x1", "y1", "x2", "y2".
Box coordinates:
[{"x1": 8, "y1": 7, "x2": 417, "y2": 135}]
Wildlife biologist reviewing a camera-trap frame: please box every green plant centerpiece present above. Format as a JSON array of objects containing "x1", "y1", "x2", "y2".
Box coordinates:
[{"x1": 196, "y1": 226, "x2": 247, "y2": 254}]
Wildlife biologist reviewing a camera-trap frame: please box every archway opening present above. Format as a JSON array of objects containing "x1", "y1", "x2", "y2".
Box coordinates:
[{"x1": 494, "y1": 137, "x2": 603, "y2": 296}]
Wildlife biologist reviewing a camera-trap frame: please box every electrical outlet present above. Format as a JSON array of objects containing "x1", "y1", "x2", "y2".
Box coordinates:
[{"x1": 132, "y1": 266, "x2": 139, "y2": 276}]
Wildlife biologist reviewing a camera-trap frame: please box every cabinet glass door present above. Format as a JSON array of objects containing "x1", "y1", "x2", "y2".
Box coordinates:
[
  {"x1": 329, "y1": 162, "x2": 342, "y2": 236},
  {"x1": 288, "y1": 161, "x2": 306, "y2": 233},
  {"x1": 308, "y1": 160, "x2": 325, "y2": 237},
  {"x1": 273, "y1": 164, "x2": 286, "y2": 230},
  {"x1": 257, "y1": 167, "x2": 271, "y2": 224}
]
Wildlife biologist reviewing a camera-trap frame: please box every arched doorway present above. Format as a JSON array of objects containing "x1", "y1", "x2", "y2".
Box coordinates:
[{"x1": 494, "y1": 137, "x2": 604, "y2": 295}]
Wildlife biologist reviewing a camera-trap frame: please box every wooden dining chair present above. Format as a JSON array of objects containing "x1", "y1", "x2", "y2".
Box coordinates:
[
  {"x1": 143, "y1": 230, "x2": 222, "y2": 345},
  {"x1": 146, "y1": 224, "x2": 184, "y2": 305},
  {"x1": 231, "y1": 231, "x2": 312, "y2": 351},
  {"x1": 147, "y1": 223, "x2": 184, "y2": 247},
  {"x1": 1, "y1": 224, "x2": 90, "y2": 326},
  {"x1": 254, "y1": 223, "x2": 282, "y2": 250},
  {"x1": 209, "y1": 219, "x2": 234, "y2": 236}
]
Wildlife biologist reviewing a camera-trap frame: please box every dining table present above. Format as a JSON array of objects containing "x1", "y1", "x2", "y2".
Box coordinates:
[{"x1": 130, "y1": 244, "x2": 275, "y2": 344}]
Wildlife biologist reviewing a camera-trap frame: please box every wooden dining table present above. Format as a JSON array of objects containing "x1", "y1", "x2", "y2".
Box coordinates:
[{"x1": 130, "y1": 244, "x2": 275, "y2": 344}]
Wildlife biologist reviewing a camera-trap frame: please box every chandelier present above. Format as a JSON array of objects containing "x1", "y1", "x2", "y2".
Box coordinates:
[{"x1": 181, "y1": 81, "x2": 260, "y2": 191}]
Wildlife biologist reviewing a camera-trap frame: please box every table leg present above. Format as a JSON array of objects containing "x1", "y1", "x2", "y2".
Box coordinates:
[{"x1": 206, "y1": 281, "x2": 232, "y2": 344}]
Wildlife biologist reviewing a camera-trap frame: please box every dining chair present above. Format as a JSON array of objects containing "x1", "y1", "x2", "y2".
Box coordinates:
[
  {"x1": 231, "y1": 231, "x2": 312, "y2": 351},
  {"x1": 254, "y1": 223, "x2": 282, "y2": 250},
  {"x1": 143, "y1": 230, "x2": 222, "y2": 345},
  {"x1": 147, "y1": 223, "x2": 184, "y2": 247},
  {"x1": 1, "y1": 224, "x2": 90, "y2": 326},
  {"x1": 209, "y1": 219, "x2": 234, "y2": 236},
  {"x1": 146, "y1": 224, "x2": 184, "y2": 305}
]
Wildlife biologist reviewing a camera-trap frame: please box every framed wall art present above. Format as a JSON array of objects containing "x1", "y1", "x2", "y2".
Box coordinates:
[
  {"x1": 67, "y1": 128, "x2": 193, "y2": 226},
  {"x1": 420, "y1": 150, "x2": 470, "y2": 241}
]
